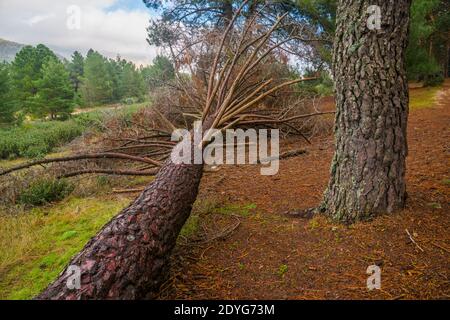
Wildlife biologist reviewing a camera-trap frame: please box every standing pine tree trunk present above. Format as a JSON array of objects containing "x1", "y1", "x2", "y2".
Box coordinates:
[{"x1": 320, "y1": 0, "x2": 412, "y2": 223}]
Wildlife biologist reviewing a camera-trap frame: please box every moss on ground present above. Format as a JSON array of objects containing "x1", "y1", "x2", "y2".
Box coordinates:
[
  {"x1": 179, "y1": 201, "x2": 258, "y2": 240},
  {"x1": 213, "y1": 203, "x2": 257, "y2": 218},
  {"x1": 409, "y1": 86, "x2": 441, "y2": 110}
]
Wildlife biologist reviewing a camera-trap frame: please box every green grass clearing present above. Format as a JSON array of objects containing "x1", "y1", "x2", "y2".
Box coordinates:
[{"x1": 0, "y1": 196, "x2": 131, "y2": 299}]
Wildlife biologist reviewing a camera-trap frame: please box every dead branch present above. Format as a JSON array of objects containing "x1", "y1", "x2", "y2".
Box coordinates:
[
  {"x1": 280, "y1": 149, "x2": 308, "y2": 160},
  {"x1": 113, "y1": 188, "x2": 146, "y2": 194},
  {"x1": 0, "y1": 153, "x2": 162, "y2": 177},
  {"x1": 105, "y1": 143, "x2": 176, "y2": 153},
  {"x1": 237, "y1": 111, "x2": 336, "y2": 125},
  {"x1": 405, "y1": 229, "x2": 425, "y2": 252},
  {"x1": 59, "y1": 168, "x2": 159, "y2": 179}
]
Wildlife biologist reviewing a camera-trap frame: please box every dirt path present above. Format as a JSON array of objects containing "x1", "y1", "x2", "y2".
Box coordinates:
[
  {"x1": 164, "y1": 82, "x2": 450, "y2": 300},
  {"x1": 72, "y1": 104, "x2": 124, "y2": 115}
]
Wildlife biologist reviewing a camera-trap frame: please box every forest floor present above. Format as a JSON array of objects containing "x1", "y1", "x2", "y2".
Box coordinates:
[{"x1": 161, "y1": 81, "x2": 450, "y2": 300}]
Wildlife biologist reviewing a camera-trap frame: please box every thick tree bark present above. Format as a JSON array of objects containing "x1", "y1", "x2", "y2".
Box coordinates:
[
  {"x1": 37, "y1": 131, "x2": 208, "y2": 299},
  {"x1": 320, "y1": 0, "x2": 411, "y2": 223}
]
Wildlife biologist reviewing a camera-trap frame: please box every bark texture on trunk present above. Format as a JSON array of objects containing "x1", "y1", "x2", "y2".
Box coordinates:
[
  {"x1": 37, "y1": 140, "x2": 204, "y2": 299},
  {"x1": 321, "y1": 0, "x2": 411, "y2": 223}
]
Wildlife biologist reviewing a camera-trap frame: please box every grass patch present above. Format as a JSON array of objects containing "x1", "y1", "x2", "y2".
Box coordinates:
[
  {"x1": 74, "y1": 102, "x2": 148, "y2": 130},
  {"x1": 180, "y1": 215, "x2": 200, "y2": 238},
  {"x1": 309, "y1": 217, "x2": 321, "y2": 230},
  {"x1": 0, "y1": 196, "x2": 130, "y2": 299},
  {"x1": 427, "y1": 202, "x2": 442, "y2": 209},
  {"x1": 214, "y1": 203, "x2": 257, "y2": 217},
  {"x1": 178, "y1": 201, "x2": 257, "y2": 241},
  {"x1": 122, "y1": 176, "x2": 155, "y2": 188},
  {"x1": 0, "y1": 151, "x2": 72, "y2": 170},
  {"x1": 409, "y1": 86, "x2": 441, "y2": 110},
  {"x1": 277, "y1": 264, "x2": 288, "y2": 278}
]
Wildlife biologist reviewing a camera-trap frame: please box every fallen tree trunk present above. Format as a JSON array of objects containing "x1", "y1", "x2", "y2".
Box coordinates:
[
  {"x1": 35, "y1": 7, "x2": 319, "y2": 299},
  {"x1": 37, "y1": 145, "x2": 204, "y2": 299}
]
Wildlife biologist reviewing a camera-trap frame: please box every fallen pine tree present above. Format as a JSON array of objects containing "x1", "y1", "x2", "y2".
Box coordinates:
[{"x1": 22, "y1": 3, "x2": 327, "y2": 299}]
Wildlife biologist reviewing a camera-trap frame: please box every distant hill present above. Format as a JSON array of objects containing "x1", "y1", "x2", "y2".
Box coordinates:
[
  {"x1": 0, "y1": 38, "x2": 25, "y2": 62},
  {"x1": 0, "y1": 38, "x2": 66, "y2": 62}
]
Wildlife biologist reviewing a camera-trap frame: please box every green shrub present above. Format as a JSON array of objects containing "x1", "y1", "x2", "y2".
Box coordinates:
[
  {"x1": 0, "y1": 103, "x2": 147, "y2": 160},
  {"x1": 297, "y1": 72, "x2": 334, "y2": 97},
  {"x1": 424, "y1": 72, "x2": 444, "y2": 87},
  {"x1": 0, "y1": 120, "x2": 84, "y2": 159},
  {"x1": 407, "y1": 49, "x2": 444, "y2": 87},
  {"x1": 17, "y1": 179, "x2": 74, "y2": 206},
  {"x1": 122, "y1": 97, "x2": 136, "y2": 105},
  {"x1": 315, "y1": 83, "x2": 334, "y2": 96}
]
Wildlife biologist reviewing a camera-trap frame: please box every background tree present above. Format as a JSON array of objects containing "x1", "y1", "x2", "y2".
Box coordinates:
[
  {"x1": 141, "y1": 55, "x2": 175, "y2": 90},
  {"x1": 105, "y1": 57, "x2": 122, "y2": 102},
  {"x1": 292, "y1": 0, "x2": 337, "y2": 65},
  {"x1": 0, "y1": 62, "x2": 18, "y2": 125},
  {"x1": 33, "y1": 59, "x2": 74, "y2": 119},
  {"x1": 67, "y1": 51, "x2": 84, "y2": 94},
  {"x1": 118, "y1": 60, "x2": 146, "y2": 102},
  {"x1": 406, "y1": 0, "x2": 449, "y2": 84},
  {"x1": 147, "y1": 0, "x2": 446, "y2": 82},
  {"x1": 10, "y1": 44, "x2": 57, "y2": 113},
  {"x1": 3, "y1": 46, "x2": 150, "y2": 119},
  {"x1": 144, "y1": 0, "x2": 335, "y2": 69},
  {"x1": 319, "y1": 0, "x2": 411, "y2": 223},
  {"x1": 80, "y1": 50, "x2": 114, "y2": 106},
  {"x1": 432, "y1": 1, "x2": 450, "y2": 78}
]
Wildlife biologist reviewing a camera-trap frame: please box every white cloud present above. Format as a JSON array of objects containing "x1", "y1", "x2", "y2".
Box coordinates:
[
  {"x1": 0, "y1": 0, "x2": 158, "y2": 65},
  {"x1": 25, "y1": 13, "x2": 56, "y2": 26}
]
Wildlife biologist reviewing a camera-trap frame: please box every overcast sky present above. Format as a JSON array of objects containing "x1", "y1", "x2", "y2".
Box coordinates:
[{"x1": 0, "y1": 0, "x2": 160, "y2": 65}]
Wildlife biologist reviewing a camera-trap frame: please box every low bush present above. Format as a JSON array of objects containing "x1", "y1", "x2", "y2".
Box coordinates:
[
  {"x1": 17, "y1": 178, "x2": 74, "y2": 206},
  {"x1": 423, "y1": 73, "x2": 444, "y2": 87},
  {"x1": 0, "y1": 120, "x2": 84, "y2": 159}
]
